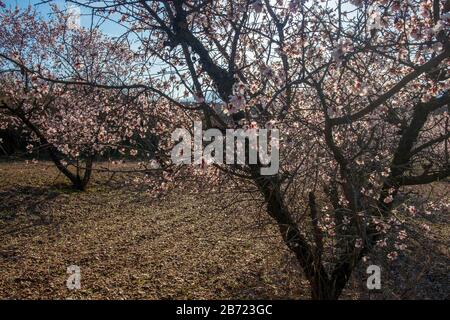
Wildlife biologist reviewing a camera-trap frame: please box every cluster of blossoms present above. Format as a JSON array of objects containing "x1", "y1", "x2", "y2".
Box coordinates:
[{"x1": 227, "y1": 82, "x2": 247, "y2": 114}]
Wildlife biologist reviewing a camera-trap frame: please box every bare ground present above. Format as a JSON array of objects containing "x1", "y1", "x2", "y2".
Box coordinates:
[{"x1": 0, "y1": 161, "x2": 448, "y2": 299}]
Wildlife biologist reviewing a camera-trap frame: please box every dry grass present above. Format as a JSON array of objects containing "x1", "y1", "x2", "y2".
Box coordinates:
[
  {"x1": 0, "y1": 161, "x2": 308, "y2": 299},
  {"x1": 0, "y1": 161, "x2": 448, "y2": 299}
]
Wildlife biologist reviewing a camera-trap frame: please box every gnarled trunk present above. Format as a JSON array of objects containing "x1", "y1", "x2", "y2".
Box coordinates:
[
  {"x1": 46, "y1": 145, "x2": 94, "y2": 191},
  {"x1": 310, "y1": 277, "x2": 339, "y2": 300},
  {"x1": 11, "y1": 109, "x2": 94, "y2": 191},
  {"x1": 250, "y1": 167, "x2": 357, "y2": 300}
]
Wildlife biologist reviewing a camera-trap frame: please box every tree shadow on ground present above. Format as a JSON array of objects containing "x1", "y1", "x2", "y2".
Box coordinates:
[
  {"x1": 351, "y1": 215, "x2": 450, "y2": 300},
  {"x1": 0, "y1": 185, "x2": 67, "y2": 234}
]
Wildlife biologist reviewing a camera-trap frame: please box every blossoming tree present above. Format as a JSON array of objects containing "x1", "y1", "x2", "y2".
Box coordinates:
[
  {"x1": 0, "y1": 6, "x2": 153, "y2": 190},
  {"x1": 5, "y1": 0, "x2": 449, "y2": 299}
]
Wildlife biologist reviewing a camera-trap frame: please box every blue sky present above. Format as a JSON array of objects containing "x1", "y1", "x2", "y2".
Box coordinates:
[{"x1": 2, "y1": 0, "x2": 124, "y2": 37}]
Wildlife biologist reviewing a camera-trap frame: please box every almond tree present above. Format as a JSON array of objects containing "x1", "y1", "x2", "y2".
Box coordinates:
[
  {"x1": 14, "y1": 0, "x2": 450, "y2": 298},
  {"x1": 0, "y1": 6, "x2": 153, "y2": 190}
]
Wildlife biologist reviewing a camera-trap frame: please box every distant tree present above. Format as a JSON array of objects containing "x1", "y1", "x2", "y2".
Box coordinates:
[{"x1": 0, "y1": 6, "x2": 153, "y2": 190}]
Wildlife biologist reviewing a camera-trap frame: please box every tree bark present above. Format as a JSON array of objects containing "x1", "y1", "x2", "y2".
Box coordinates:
[
  {"x1": 9, "y1": 108, "x2": 94, "y2": 190},
  {"x1": 310, "y1": 276, "x2": 339, "y2": 300},
  {"x1": 250, "y1": 167, "x2": 341, "y2": 299}
]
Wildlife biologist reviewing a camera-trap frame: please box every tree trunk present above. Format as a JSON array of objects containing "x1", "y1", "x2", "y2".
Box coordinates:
[
  {"x1": 249, "y1": 166, "x2": 361, "y2": 300},
  {"x1": 12, "y1": 110, "x2": 94, "y2": 191},
  {"x1": 310, "y1": 277, "x2": 339, "y2": 300},
  {"x1": 249, "y1": 167, "x2": 343, "y2": 299},
  {"x1": 70, "y1": 155, "x2": 94, "y2": 191}
]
